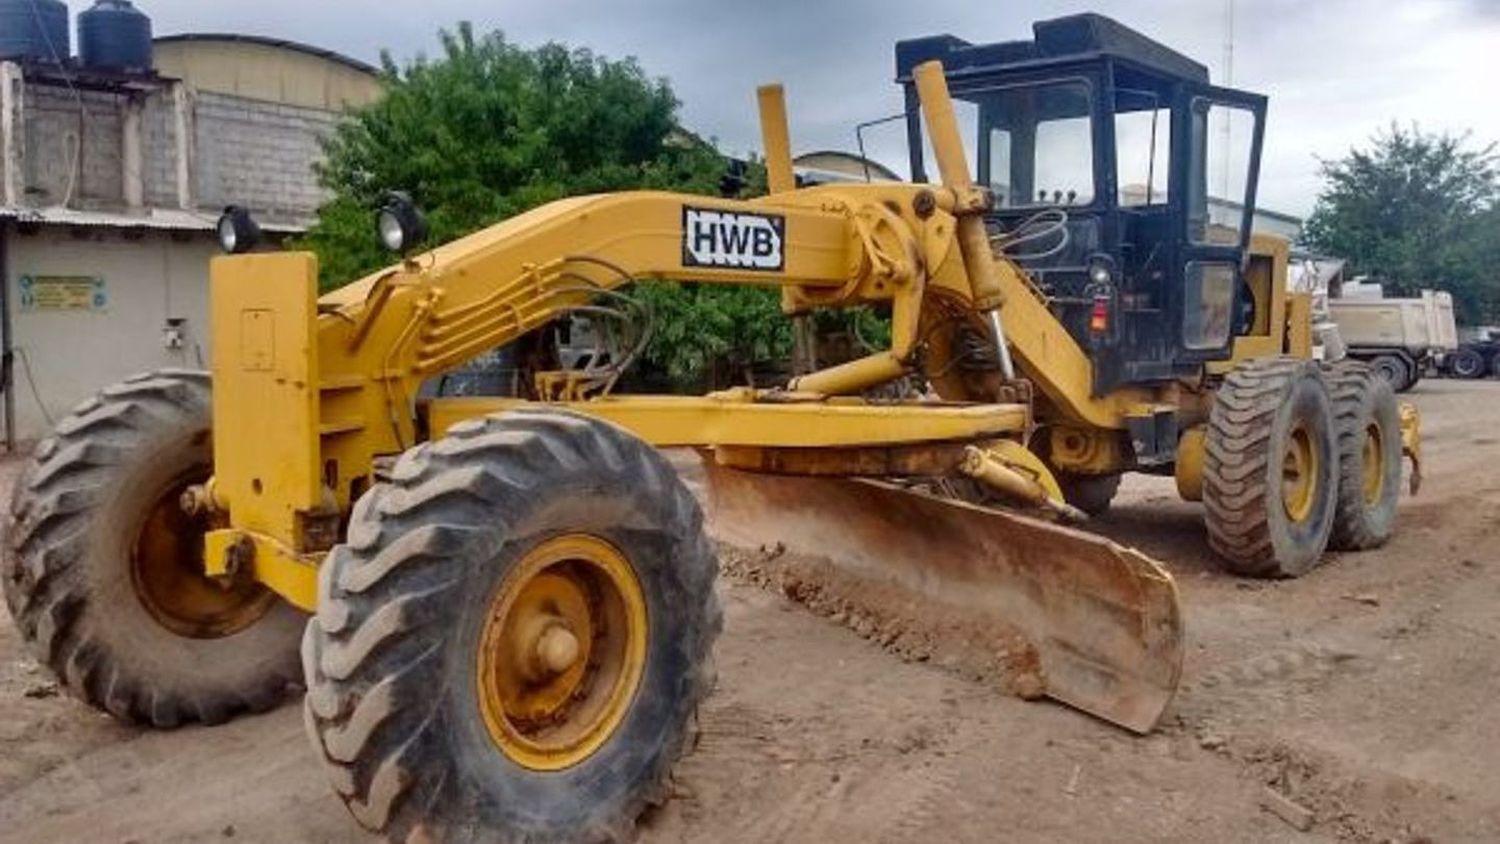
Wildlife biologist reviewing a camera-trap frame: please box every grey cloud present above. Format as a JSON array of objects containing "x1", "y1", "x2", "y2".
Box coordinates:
[{"x1": 88, "y1": 0, "x2": 1500, "y2": 216}]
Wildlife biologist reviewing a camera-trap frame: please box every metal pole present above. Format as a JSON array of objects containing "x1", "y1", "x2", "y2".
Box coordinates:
[
  {"x1": 987, "y1": 310, "x2": 1017, "y2": 382},
  {"x1": 0, "y1": 221, "x2": 14, "y2": 452},
  {"x1": 1219, "y1": 0, "x2": 1235, "y2": 199}
]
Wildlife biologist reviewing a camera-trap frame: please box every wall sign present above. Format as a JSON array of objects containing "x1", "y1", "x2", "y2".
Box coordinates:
[{"x1": 17, "y1": 275, "x2": 108, "y2": 312}]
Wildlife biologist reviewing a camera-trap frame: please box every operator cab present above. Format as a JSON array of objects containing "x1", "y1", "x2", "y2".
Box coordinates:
[{"x1": 897, "y1": 13, "x2": 1267, "y2": 393}]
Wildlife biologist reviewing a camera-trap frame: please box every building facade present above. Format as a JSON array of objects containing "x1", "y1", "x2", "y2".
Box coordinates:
[{"x1": 0, "y1": 34, "x2": 381, "y2": 445}]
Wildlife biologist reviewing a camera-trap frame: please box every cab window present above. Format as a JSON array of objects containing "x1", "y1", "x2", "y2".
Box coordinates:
[
  {"x1": 970, "y1": 80, "x2": 1095, "y2": 208},
  {"x1": 1188, "y1": 98, "x2": 1256, "y2": 246}
]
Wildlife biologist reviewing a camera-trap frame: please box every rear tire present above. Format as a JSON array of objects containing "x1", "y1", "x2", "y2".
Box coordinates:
[
  {"x1": 303, "y1": 410, "x2": 720, "y2": 843},
  {"x1": 1367, "y1": 354, "x2": 1410, "y2": 392},
  {"x1": 1326, "y1": 362, "x2": 1402, "y2": 550},
  {"x1": 1203, "y1": 358, "x2": 1337, "y2": 578},
  {"x1": 1057, "y1": 472, "x2": 1122, "y2": 517},
  {"x1": 2, "y1": 371, "x2": 304, "y2": 726}
]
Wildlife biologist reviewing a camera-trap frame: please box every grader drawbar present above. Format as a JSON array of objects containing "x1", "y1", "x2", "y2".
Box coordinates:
[{"x1": 4, "y1": 14, "x2": 1420, "y2": 843}]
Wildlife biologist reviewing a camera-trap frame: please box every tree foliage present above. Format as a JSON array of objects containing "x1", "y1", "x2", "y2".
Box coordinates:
[
  {"x1": 633, "y1": 283, "x2": 791, "y2": 385},
  {"x1": 300, "y1": 23, "x2": 726, "y2": 283},
  {"x1": 298, "y1": 24, "x2": 802, "y2": 388},
  {"x1": 1303, "y1": 125, "x2": 1500, "y2": 321}
]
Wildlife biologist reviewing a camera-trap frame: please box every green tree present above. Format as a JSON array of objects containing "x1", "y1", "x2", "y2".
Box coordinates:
[
  {"x1": 301, "y1": 23, "x2": 726, "y2": 283},
  {"x1": 299, "y1": 24, "x2": 797, "y2": 388},
  {"x1": 1303, "y1": 125, "x2": 1500, "y2": 321},
  {"x1": 633, "y1": 283, "x2": 791, "y2": 387}
]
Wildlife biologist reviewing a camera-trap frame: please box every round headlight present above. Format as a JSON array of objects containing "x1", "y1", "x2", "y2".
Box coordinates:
[
  {"x1": 1085, "y1": 254, "x2": 1115, "y2": 288},
  {"x1": 377, "y1": 209, "x2": 407, "y2": 252},
  {"x1": 216, "y1": 206, "x2": 261, "y2": 255},
  {"x1": 1088, "y1": 263, "x2": 1111, "y2": 286},
  {"x1": 217, "y1": 217, "x2": 237, "y2": 253},
  {"x1": 375, "y1": 192, "x2": 428, "y2": 255}
]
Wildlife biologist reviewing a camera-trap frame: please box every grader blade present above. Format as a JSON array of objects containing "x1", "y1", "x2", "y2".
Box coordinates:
[{"x1": 704, "y1": 462, "x2": 1183, "y2": 733}]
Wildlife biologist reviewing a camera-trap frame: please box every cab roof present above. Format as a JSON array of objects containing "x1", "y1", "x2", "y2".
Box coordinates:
[{"x1": 895, "y1": 13, "x2": 1210, "y2": 86}]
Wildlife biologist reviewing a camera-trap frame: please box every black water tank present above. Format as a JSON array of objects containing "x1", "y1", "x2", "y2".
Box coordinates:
[
  {"x1": 0, "y1": 0, "x2": 70, "y2": 63},
  {"x1": 78, "y1": 0, "x2": 153, "y2": 72}
]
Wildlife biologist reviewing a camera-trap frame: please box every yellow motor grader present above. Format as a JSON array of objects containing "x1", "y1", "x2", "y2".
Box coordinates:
[{"x1": 3, "y1": 14, "x2": 1417, "y2": 843}]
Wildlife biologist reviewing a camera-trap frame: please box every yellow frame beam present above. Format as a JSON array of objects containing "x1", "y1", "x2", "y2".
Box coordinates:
[
  {"x1": 426, "y1": 394, "x2": 1030, "y2": 448},
  {"x1": 204, "y1": 529, "x2": 320, "y2": 612}
]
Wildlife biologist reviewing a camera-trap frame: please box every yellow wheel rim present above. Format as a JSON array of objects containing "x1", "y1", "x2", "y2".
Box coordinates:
[
  {"x1": 476, "y1": 534, "x2": 648, "y2": 772},
  {"x1": 1281, "y1": 424, "x2": 1319, "y2": 523},
  {"x1": 131, "y1": 469, "x2": 276, "y2": 639},
  {"x1": 1361, "y1": 422, "x2": 1384, "y2": 505}
]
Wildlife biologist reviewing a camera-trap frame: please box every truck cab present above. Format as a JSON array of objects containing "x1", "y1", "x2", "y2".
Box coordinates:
[{"x1": 897, "y1": 14, "x2": 1267, "y2": 394}]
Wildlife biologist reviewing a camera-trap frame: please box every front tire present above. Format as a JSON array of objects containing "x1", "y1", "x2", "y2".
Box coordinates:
[
  {"x1": 2, "y1": 370, "x2": 304, "y2": 726},
  {"x1": 303, "y1": 410, "x2": 720, "y2": 843},
  {"x1": 1203, "y1": 358, "x2": 1338, "y2": 578}
]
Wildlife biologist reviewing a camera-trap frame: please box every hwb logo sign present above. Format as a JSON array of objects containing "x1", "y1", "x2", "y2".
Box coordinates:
[{"x1": 681, "y1": 207, "x2": 785, "y2": 271}]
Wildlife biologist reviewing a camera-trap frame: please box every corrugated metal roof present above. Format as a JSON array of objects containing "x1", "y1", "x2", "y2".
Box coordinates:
[{"x1": 0, "y1": 205, "x2": 309, "y2": 234}]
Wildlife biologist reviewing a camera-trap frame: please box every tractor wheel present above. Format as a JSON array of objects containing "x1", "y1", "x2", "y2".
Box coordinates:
[
  {"x1": 1203, "y1": 358, "x2": 1338, "y2": 577},
  {"x1": 1326, "y1": 362, "x2": 1402, "y2": 551},
  {"x1": 303, "y1": 410, "x2": 720, "y2": 843},
  {"x1": 1367, "y1": 354, "x2": 1410, "y2": 391},
  {"x1": 1, "y1": 371, "x2": 304, "y2": 726},
  {"x1": 1057, "y1": 472, "x2": 1122, "y2": 517},
  {"x1": 1448, "y1": 348, "x2": 1486, "y2": 379}
]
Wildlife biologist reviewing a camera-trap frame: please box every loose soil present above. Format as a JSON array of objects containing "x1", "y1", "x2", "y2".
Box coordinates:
[{"x1": 2, "y1": 380, "x2": 1497, "y2": 842}]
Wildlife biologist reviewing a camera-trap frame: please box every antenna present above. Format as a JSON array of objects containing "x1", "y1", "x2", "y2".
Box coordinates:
[{"x1": 1219, "y1": 0, "x2": 1235, "y2": 199}]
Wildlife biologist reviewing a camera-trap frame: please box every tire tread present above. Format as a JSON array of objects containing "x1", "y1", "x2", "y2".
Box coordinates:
[
  {"x1": 1202, "y1": 357, "x2": 1334, "y2": 577},
  {"x1": 1, "y1": 370, "x2": 300, "y2": 726},
  {"x1": 303, "y1": 410, "x2": 721, "y2": 843}
]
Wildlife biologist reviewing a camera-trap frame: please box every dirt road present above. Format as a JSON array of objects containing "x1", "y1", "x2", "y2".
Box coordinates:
[{"x1": 2, "y1": 380, "x2": 1498, "y2": 842}]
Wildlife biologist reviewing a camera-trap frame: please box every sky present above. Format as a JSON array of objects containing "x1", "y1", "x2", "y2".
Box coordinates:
[{"x1": 84, "y1": 0, "x2": 1500, "y2": 217}]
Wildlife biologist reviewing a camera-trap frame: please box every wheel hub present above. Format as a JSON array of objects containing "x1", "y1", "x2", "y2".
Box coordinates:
[
  {"x1": 1361, "y1": 422, "x2": 1384, "y2": 505},
  {"x1": 476, "y1": 534, "x2": 648, "y2": 771},
  {"x1": 532, "y1": 624, "x2": 582, "y2": 677},
  {"x1": 1281, "y1": 423, "x2": 1319, "y2": 523},
  {"x1": 132, "y1": 471, "x2": 276, "y2": 639}
]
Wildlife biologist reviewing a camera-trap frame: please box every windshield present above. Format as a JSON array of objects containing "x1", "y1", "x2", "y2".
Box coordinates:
[{"x1": 964, "y1": 79, "x2": 1096, "y2": 209}]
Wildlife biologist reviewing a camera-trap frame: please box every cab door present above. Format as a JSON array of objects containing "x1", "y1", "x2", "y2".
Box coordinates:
[{"x1": 1173, "y1": 85, "x2": 1267, "y2": 364}]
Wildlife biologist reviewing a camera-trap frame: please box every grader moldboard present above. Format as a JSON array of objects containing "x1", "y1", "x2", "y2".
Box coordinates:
[{"x1": 4, "y1": 14, "x2": 1418, "y2": 843}]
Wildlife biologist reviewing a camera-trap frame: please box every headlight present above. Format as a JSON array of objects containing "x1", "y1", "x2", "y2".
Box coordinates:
[
  {"x1": 1087, "y1": 259, "x2": 1112, "y2": 287},
  {"x1": 375, "y1": 192, "x2": 428, "y2": 255},
  {"x1": 216, "y1": 206, "x2": 261, "y2": 255}
]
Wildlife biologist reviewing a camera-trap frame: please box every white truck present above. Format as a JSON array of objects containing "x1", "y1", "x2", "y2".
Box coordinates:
[{"x1": 1327, "y1": 284, "x2": 1459, "y2": 392}]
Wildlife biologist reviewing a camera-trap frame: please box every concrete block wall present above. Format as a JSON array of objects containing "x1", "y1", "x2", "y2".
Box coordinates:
[
  {"x1": 22, "y1": 87, "x2": 125, "y2": 207},
  {"x1": 8, "y1": 78, "x2": 346, "y2": 222},
  {"x1": 193, "y1": 91, "x2": 337, "y2": 219},
  {"x1": 142, "y1": 91, "x2": 179, "y2": 208}
]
